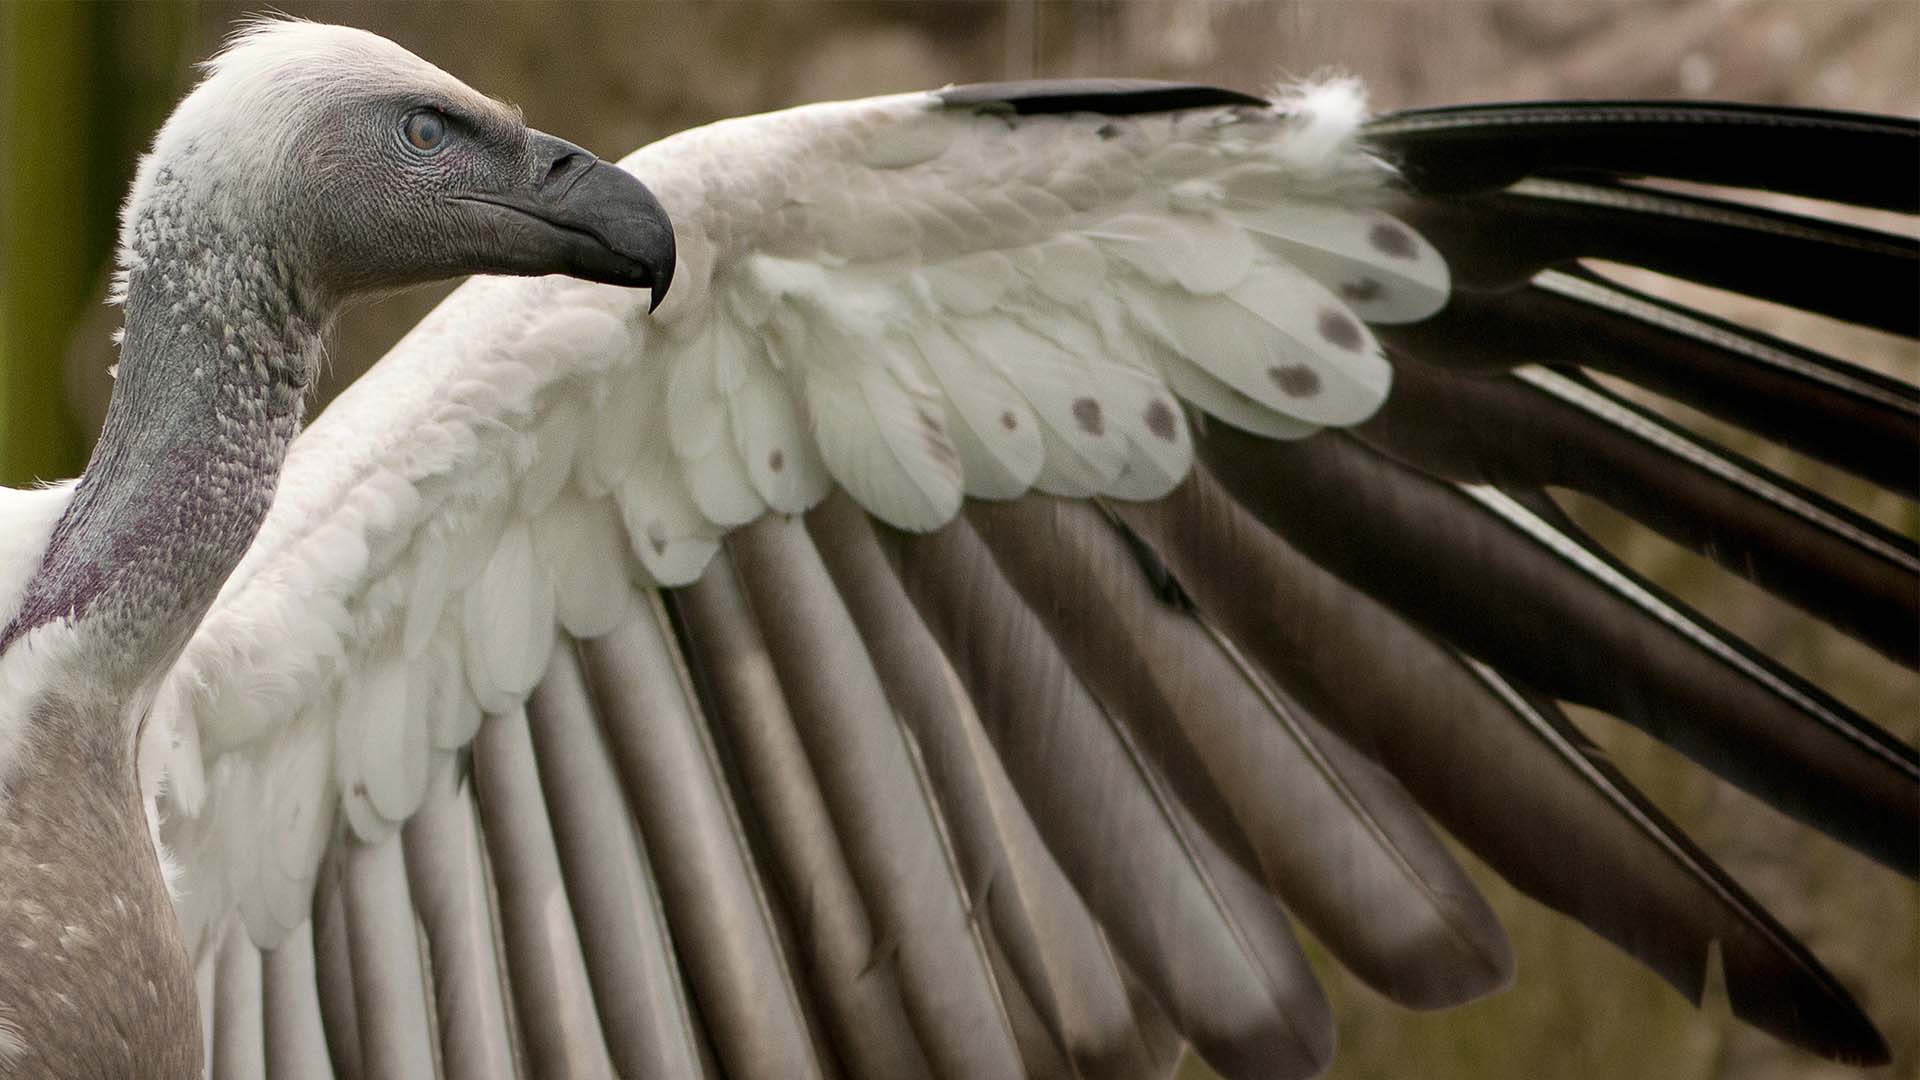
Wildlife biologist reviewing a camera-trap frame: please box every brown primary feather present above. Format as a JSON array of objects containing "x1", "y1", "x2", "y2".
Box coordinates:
[
  {"x1": 308, "y1": 865, "x2": 361, "y2": 1080},
  {"x1": 339, "y1": 824, "x2": 436, "y2": 1076},
  {"x1": 1119, "y1": 465, "x2": 1890, "y2": 1064},
  {"x1": 1389, "y1": 182, "x2": 1917, "y2": 335},
  {"x1": 969, "y1": 493, "x2": 1513, "y2": 1009},
  {"x1": 580, "y1": 606, "x2": 826, "y2": 1079},
  {"x1": 1357, "y1": 353, "x2": 1919, "y2": 665},
  {"x1": 1198, "y1": 425, "x2": 1918, "y2": 877},
  {"x1": 724, "y1": 516, "x2": 1027, "y2": 1080},
  {"x1": 1375, "y1": 275, "x2": 1920, "y2": 496},
  {"x1": 673, "y1": 551, "x2": 944, "y2": 1080},
  {"x1": 471, "y1": 706, "x2": 617, "y2": 1076},
  {"x1": 809, "y1": 493, "x2": 1171, "y2": 1080},
  {"x1": 889, "y1": 511, "x2": 1335, "y2": 1080}
]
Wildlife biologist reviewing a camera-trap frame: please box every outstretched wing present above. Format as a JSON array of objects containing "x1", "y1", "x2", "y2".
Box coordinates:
[{"x1": 159, "y1": 86, "x2": 1917, "y2": 1079}]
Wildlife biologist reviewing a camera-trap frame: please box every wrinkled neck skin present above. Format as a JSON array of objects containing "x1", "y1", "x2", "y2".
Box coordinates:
[{"x1": 3, "y1": 182, "x2": 322, "y2": 713}]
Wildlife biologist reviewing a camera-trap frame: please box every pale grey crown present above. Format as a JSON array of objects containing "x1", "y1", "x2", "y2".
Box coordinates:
[{"x1": 116, "y1": 19, "x2": 673, "y2": 316}]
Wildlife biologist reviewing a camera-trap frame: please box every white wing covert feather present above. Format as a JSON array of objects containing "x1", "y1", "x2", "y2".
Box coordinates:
[
  {"x1": 152, "y1": 80, "x2": 1450, "y2": 964},
  {"x1": 0, "y1": 484, "x2": 82, "y2": 795}
]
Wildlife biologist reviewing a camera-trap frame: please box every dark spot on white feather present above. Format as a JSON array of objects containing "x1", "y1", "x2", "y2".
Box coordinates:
[
  {"x1": 1144, "y1": 400, "x2": 1177, "y2": 441},
  {"x1": 1317, "y1": 308, "x2": 1365, "y2": 352},
  {"x1": 1269, "y1": 364, "x2": 1322, "y2": 398},
  {"x1": 920, "y1": 410, "x2": 959, "y2": 464},
  {"x1": 769, "y1": 449, "x2": 784, "y2": 472},
  {"x1": 1367, "y1": 222, "x2": 1417, "y2": 259},
  {"x1": 1000, "y1": 410, "x2": 1019, "y2": 431},
  {"x1": 1340, "y1": 277, "x2": 1384, "y2": 302},
  {"x1": 1096, "y1": 123, "x2": 1121, "y2": 140},
  {"x1": 1072, "y1": 397, "x2": 1104, "y2": 435},
  {"x1": 647, "y1": 522, "x2": 668, "y2": 555}
]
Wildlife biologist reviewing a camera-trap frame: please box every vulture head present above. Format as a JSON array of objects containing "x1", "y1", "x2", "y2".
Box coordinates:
[
  {"x1": 4, "y1": 20, "x2": 681, "y2": 756},
  {"x1": 1, "y1": 20, "x2": 676, "y2": 682},
  {"x1": 119, "y1": 19, "x2": 675, "y2": 325}
]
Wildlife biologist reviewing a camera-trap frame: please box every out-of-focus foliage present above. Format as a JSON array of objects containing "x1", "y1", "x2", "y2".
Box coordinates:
[
  {"x1": 1, "y1": 2, "x2": 96, "y2": 486},
  {"x1": 4, "y1": 4, "x2": 1914, "y2": 1078},
  {"x1": 0, "y1": 1, "x2": 191, "y2": 486}
]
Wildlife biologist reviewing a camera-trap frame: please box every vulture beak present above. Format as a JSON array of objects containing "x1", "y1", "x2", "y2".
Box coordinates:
[{"x1": 453, "y1": 130, "x2": 677, "y2": 311}]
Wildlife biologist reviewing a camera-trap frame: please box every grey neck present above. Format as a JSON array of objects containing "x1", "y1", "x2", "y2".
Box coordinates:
[
  {"x1": 0, "y1": 195, "x2": 319, "y2": 1080},
  {"x1": 0, "y1": 198, "x2": 322, "y2": 695}
]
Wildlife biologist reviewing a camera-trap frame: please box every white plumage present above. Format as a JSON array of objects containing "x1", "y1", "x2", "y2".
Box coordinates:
[{"x1": 148, "y1": 74, "x2": 1443, "y2": 955}]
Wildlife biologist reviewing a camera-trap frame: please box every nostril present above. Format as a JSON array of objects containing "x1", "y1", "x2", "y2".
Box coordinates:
[{"x1": 541, "y1": 151, "x2": 593, "y2": 192}]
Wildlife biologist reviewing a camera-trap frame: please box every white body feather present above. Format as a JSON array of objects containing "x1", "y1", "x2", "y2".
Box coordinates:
[{"x1": 0, "y1": 484, "x2": 79, "y2": 788}]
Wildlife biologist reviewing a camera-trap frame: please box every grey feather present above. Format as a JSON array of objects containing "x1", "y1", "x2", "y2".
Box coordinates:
[
  {"x1": 310, "y1": 869, "x2": 363, "y2": 1080},
  {"x1": 1377, "y1": 269, "x2": 1920, "y2": 496},
  {"x1": 261, "y1": 924, "x2": 336, "y2": 1080},
  {"x1": 212, "y1": 919, "x2": 266, "y2": 1080},
  {"x1": 1358, "y1": 353, "x2": 1918, "y2": 665},
  {"x1": 979, "y1": 933, "x2": 1074, "y2": 1080},
  {"x1": 977, "y1": 495, "x2": 1512, "y2": 1008},
  {"x1": 1391, "y1": 178, "x2": 1918, "y2": 334},
  {"x1": 401, "y1": 772, "x2": 522, "y2": 1080},
  {"x1": 807, "y1": 493, "x2": 1170, "y2": 1080},
  {"x1": 891, "y1": 513, "x2": 1334, "y2": 1080},
  {"x1": 577, "y1": 602, "x2": 829, "y2": 1080},
  {"x1": 1363, "y1": 99, "x2": 1920, "y2": 213},
  {"x1": 673, "y1": 550, "x2": 940, "y2": 1080},
  {"x1": 470, "y1": 704, "x2": 620, "y2": 1077},
  {"x1": 340, "y1": 836, "x2": 437, "y2": 1078},
  {"x1": 526, "y1": 644, "x2": 710, "y2": 1080},
  {"x1": 1199, "y1": 424, "x2": 1919, "y2": 875},
  {"x1": 725, "y1": 514, "x2": 1029, "y2": 1080}
]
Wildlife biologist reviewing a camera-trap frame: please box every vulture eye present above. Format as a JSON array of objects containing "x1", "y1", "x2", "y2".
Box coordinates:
[{"x1": 403, "y1": 109, "x2": 448, "y2": 153}]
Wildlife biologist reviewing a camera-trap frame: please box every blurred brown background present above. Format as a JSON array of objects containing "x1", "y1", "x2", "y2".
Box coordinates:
[{"x1": 2, "y1": 3, "x2": 1915, "y2": 1078}]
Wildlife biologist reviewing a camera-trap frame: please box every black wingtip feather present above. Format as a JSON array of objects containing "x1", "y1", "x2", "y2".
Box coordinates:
[
  {"x1": 1379, "y1": 269, "x2": 1920, "y2": 496},
  {"x1": 1476, "y1": 674, "x2": 1894, "y2": 1067},
  {"x1": 1390, "y1": 181, "x2": 1920, "y2": 335},
  {"x1": 937, "y1": 79, "x2": 1267, "y2": 116},
  {"x1": 1364, "y1": 100, "x2": 1920, "y2": 213},
  {"x1": 1357, "y1": 353, "x2": 1920, "y2": 667},
  {"x1": 1119, "y1": 472, "x2": 1894, "y2": 1066},
  {"x1": 1197, "y1": 425, "x2": 1920, "y2": 877}
]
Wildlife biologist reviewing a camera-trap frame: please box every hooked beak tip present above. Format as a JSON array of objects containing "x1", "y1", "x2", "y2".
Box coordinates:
[{"x1": 467, "y1": 130, "x2": 679, "y2": 300}]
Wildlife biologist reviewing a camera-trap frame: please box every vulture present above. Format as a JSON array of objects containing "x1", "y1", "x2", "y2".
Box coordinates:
[{"x1": 0, "y1": 17, "x2": 1913, "y2": 1080}]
